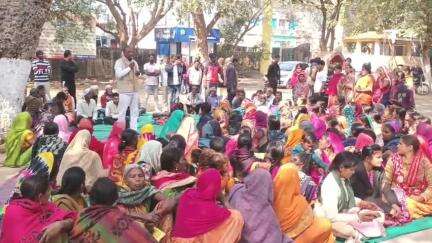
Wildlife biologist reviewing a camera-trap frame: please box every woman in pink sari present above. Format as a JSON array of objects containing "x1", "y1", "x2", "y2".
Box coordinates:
[
  {"x1": 53, "y1": 114, "x2": 71, "y2": 143},
  {"x1": 416, "y1": 122, "x2": 432, "y2": 161},
  {"x1": 374, "y1": 67, "x2": 392, "y2": 106},
  {"x1": 172, "y1": 169, "x2": 244, "y2": 242},
  {"x1": 102, "y1": 121, "x2": 126, "y2": 169},
  {"x1": 1, "y1": 175, "x2": 76, "y2": 243},
  {"x1": 290, "y1": 64, "x2": 303, "y2": 88}
]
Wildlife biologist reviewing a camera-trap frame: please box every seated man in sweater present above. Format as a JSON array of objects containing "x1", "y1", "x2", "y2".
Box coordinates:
[
  {"x1": 104, "y1": 92, "x2": 120, "y2": 125},
  {"x1": 76, "y1": 88, "x2": 97, "y2": 121}
]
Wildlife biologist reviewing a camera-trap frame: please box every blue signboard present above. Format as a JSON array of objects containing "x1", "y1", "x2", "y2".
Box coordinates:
[{"x1": 155, "y1": 27, "x2": 221, "y2": 43}]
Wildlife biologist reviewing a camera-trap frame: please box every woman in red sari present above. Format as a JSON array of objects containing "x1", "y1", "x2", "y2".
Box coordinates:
[
  {"x1": 171, "y1": 169, "x2": 244, "y2": 242},
  {"x1": 385, "y1": 135, "x2": 432, "y2": 219},
  {"x1": 1, "y1": 175, "x2": 76, "y2": 243},
  {"x1": 102, "y1": 121, "x2": 126, "y2": 169},
  {"x1": 68, "y1": 118, "x2": 104, "y2": 158}
]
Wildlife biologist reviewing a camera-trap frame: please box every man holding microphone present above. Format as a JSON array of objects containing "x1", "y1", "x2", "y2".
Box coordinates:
[{"x1": 114, "y1": 47, "x2": 140, "y2": 130}]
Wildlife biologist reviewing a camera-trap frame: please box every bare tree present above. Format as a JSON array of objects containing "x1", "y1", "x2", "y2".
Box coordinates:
[{"x1": 95, "y1": 0, "x2": 175, "y2": 48}]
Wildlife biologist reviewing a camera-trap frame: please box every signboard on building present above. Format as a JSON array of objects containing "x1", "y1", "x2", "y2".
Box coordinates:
[{"x1": 36, "y1": 22, "x2": 96, "y2": 60}]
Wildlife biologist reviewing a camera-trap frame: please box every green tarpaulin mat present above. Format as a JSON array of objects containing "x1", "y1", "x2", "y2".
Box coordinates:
[
  {"x1": 335, "y1": 216, "x2": 432, "y2": 242},
  {"x1": 93, "y1": 113, "x2": 159, "y2": 141}
]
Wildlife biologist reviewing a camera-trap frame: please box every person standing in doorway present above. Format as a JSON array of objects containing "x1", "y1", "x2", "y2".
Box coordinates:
[
  {"x1": 32, "y1": 50, "x2": 51, "y2": 100},
  {"x1": 267, "y1": 55, "x2": 280, "y2": 94},
  {"x1": 60, "y1": 50, "x2": 79, "y2": 102},
  {"x1": 114, "y1": 47, "x2": 140, "y2": 130},
  {"x1": 143, "y1": 54, "x2": 161, "y2": 112},
  {"x1": 225, "y1": 57, "x2": 238, "y2": 103}
]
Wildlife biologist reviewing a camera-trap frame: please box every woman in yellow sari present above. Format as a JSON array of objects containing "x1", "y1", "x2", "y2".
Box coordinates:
[
  {"x1": 385, "y1": 135, "x2": 432, "y2": 219},
  {"x1": 4, "y1": 112, "x2": 35, "y2": 167},
  {"x1": 274, "y1": 163, "x2": 334, "y2": 243},
  {"x1": 355, "y1": 63, "x2": 374, "y2": 106}
]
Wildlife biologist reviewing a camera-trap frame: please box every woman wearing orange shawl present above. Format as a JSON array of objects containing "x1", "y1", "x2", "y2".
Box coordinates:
[
  {"x1": 281, "y1": 113, "x2": 310, "y2": 164},
  {"x1": 109, "y1": 129, "x2": 140, "y2": 186},
  {"x1": 354, "y1": 63, "x2": 374, "y2": 106},
  {"x1": 274, "y1": 163, "x2": 334, "y2": 243}
]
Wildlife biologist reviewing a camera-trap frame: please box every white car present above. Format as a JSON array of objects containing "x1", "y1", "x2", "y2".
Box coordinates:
[{"x1": 278, "y1": 61, "x2": 308, "y2": 88}]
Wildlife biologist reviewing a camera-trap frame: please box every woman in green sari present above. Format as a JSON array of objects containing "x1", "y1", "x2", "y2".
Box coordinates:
[
  {"x1": 4, "y1": 112, "x2": 35, "y2": 167},
  {"x1": 158, "y1": 110, "x2": 185, "y2": 142}
]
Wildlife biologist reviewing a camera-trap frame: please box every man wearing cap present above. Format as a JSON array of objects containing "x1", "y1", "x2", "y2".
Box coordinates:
[
  {"x1": 114, "y1": 47, "x2": 140, "y2": 130},
  {"x1": 76, "y1": 88, "x2": 98, "y2": 120}
]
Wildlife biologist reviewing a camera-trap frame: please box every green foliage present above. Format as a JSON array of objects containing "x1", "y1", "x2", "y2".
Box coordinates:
[
  {"x1": 50, "y1": 0, "x2": 95, "y2": 43},
  {"x1": 345, "y1": 0, "x2": 432, "y2": 44}
]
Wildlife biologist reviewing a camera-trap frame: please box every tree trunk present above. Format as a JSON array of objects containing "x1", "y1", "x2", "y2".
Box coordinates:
[
  {"x1": 320, "y1": 9, "x2": 328, "y2": 51},
  {"x1": 192, "y1": 9, "x2": 209, "y2": 62},
  {"x1": 421, "y1": 46, "x2": 431, "y2": 83},
  {"x1": 0, "y1": 0, "x2": 52, "y2": 130},
  {"x1": 329, "y1": 28, "x2": 336, "y2": 51}
]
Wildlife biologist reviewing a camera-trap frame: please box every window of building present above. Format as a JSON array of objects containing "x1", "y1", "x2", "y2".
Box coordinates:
[
  {"x1": 394, "y1": 45, "x2": 405, "y2": 56},
  {"x1": 346, "y1": 42, "x2": 356, "y2": 53}
]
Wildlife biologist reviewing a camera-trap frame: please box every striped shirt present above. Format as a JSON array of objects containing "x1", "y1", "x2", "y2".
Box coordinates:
[{"x1": 31, "y1": 59, "x2": 51, "y2": 82}]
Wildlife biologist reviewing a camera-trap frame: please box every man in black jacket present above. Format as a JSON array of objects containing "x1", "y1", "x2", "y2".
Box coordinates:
[
  {"x1": 60, "y1": 50, "x2": 79, "y2": 101},
  {"x1": 266, "y1": 55, "x2": 280, "y2": 94}
]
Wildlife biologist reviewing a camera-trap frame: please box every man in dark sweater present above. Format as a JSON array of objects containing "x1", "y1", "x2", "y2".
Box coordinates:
[
  {"x1": 60, "y1": 50, "x2": 79, "y2": 101},
  {"x1": 266, "y1": 55, "x2": 280, "y2": 94},
  {"x1": 225, "y1": 57, "x2": 238, "y2": 103}
]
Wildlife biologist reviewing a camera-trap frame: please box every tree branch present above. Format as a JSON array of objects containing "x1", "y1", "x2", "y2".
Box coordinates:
[
  {"x1": 95, "y1": 22, "x2": 118, "y2": 38},
  {"x1": 206, "y1": 11, "x2": 221, "y2": 31}
]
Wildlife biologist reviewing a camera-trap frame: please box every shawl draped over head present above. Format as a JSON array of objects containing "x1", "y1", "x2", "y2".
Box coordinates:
[
  {"x1": 137, "y1": 124, "x2": 155, "y2": 150},
  {"x1": 311, "y1": 114, "x2": 326, "y2": 140},
  {"x1": 138, "y1": 140, "x2": 163, "y2": 176},
  {"x1": 57, "y1": 130, "x2": 106, "y2": 188},
  {"x1": 328, "y1": 131, "x2": 345, "y2": 154},
  {"x1": 159, "y1": 110, "x2": 185, "y2": 141},
  {"x1": 387, "y1": 120, "x2": 402, "y2": 134},
  {"x1": 102, "y1": 121, "x2": 126, "y2": 169},
  {"x1": 417, "y1": 122, "x2": 432, "y2": 160},
  {"x1": 53, "y1": 114, "x2": 71, "y2": 142},
  {"x1": 5, "y1": 112, "x2": 33, "y2": 167},
  {"x1": 273, "y1": 163, "x2": 314, "y2": 238},
  {"x1": 172, "y1": 169, "x2": 231, "y2": 238},
  {"x1": 228, "y1": 169, "x2": 293, "y2": 243},
  {"x1": 118, "y1": 164, "x2": 159, "y2": 206},
  {"x1": 255, "y1": 111, "x2": 268, "y2": 129},
  {"x1": 31, "y1": 134, "x2": 68, "y2": 180},
  {"x1": 70, "y1": 205, "x2": 156, "y2": 242},
  {"x1": 69, "y1": 118, "x2": 105, "y2": 159},
  {"x1": 281, "y1": 127, "x2": 304, "y2": 164},
  {"x1": 0, "y1": 198, "x2": 76, "y2": 243},
  {"x1": 355, "y1": 132, "x2": 374, "y2": 151}
]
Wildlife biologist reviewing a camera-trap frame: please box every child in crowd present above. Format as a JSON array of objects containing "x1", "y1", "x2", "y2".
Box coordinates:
[
  {"x1": 186, "y1": 85, "x2": 203, "y2": 114},
  {"x1": 268, "y1": 115, "x2": 286, "y2": 143},
  {"x1": 206, "y1": 87, "x2": 221, "y2": 109}
]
